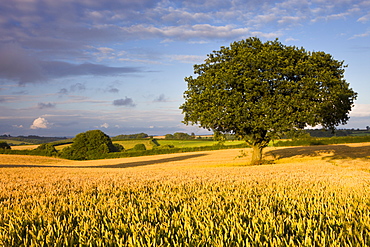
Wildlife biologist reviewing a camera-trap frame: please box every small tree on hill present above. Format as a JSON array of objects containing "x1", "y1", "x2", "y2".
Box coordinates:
[{"x1": 180, "y1": 37, "x2": 357, "y2": 165}]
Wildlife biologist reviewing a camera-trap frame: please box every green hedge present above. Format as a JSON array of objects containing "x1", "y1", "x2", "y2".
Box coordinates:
[
  {"x1": 0, "y1": 149, "x2": 58, "y2": 157},
  {"x1": 274, "y1": 135, "x2": 370, "y2": 147}
]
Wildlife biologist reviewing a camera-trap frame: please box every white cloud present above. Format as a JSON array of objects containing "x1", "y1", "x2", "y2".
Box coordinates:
[
  {"x1": 120, "y1": 24, "x2": 254, "y2": 41},
  {"x1": 358, "y1": 13, "x2": 370, "y2": 23},
  {"x1": 350, "y1": 30, "x2": 370, "y2": 39},
  {"x1": 169, "y1": 54, "x2": 205, "y2": 64},
  {"x1": 278, "y1": 16, "x2": 305, "y2": 24},
  {"x1": 285, "y1": 37, "x2": 299, "y2": 42},
  {"x1": 350, "y1": 104, "x2": 370, "y2": 117},
  {"x1": 100, "y1": 123, "x2": 109, "y2": 128},
  {"x1": 30, "y1": 117, "x2": 51, "y2": 129}
]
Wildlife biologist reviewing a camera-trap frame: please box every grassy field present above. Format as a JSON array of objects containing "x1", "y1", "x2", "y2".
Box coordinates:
[
  {"x1": 1, "y1": 143, "x2": 370, "y2": 245},
  {"x1": 11, "y1": 139, "x2": 244, "y2": 151},
  {"x1": 113, "y1": 139, "x2": 156, "y2": 150},
  {"x1": 0, "y1": 139, "x2": 32, "y2": 145},
  {"x1": 113, "y1": 139, "x2": 245, "y2": 150},
  {"x1": 156, "y1": 139, "x2": 245, "y2": 148}
]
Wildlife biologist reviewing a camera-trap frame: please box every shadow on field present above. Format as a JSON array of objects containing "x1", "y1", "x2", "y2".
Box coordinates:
[
  {"x1": 265, "y1": 144, "x2": 370, "y2": 161},
  {"x1": 86, "y1": 153, "x2": 209, "y2": 168},
  {"x1": 0, "y1": 153, "x2": 209, "y2": 168}
]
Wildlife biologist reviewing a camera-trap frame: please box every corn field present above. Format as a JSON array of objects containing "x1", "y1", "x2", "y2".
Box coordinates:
[{"x1": 0, "y1": 145, "x2": 370, "y2": 246}]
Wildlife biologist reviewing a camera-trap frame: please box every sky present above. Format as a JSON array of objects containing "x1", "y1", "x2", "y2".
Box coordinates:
[{"x1": 0, "y1": 0, "x2": 369, "y2": 137}]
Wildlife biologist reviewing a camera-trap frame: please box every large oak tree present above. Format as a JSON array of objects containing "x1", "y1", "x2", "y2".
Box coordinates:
[{"x1": 180, "y1": 38, "x2": 357, "y2": 164}]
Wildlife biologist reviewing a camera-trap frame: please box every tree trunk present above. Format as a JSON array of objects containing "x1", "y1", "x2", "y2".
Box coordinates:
[{"x1": 251, "y1": 145, "x2": 264, "y2": 165}]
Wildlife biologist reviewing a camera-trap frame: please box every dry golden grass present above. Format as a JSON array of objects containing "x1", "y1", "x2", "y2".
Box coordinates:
[
  {"x1": 1, "y1": 143, "x2": 370, "y2": 246},
  {"x1": 10, "y1": 144, "x2": 39, "y2": 150}
]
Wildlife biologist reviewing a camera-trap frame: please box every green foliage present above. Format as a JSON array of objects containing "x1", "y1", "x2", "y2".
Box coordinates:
[
  {"x1": 275, "y1": 135, "x2": 370, "y2": 147},
  {"x1": 112, "y1": 133, "x2": 149, "y2": 140},
  {"x1": 104, "y1": 142, "x2": 249, "y2": 159},
  {"x1": 153, "y1": 144, "x2": 175, "y2": 150},
  {"x1": 0, "y1": 135, "x2": 67, "y2": 144},
  {"x1": 60, "y1": 130, "x2": 118, "y2": 160},
  {"x1": 34, "y1": 143, "x2": 58, "y2": 156},
  {"x1": 180, "y1": 37, "x2": 357, "y2": 164},
  {"x1": 132, "y1": 143, "x2": 146, "y2": 151},
  {"x1": 165, "y1": 134, "x2": 174, "y2": 139},
  {"x1": 0, "y1": 141, "x2": 11, "y2": 150},
  {"x1": 306, "y1": 128, "x2": 370, "y2": 137},
  {"x1": 165, "y1": 132, "x2": 194, "y2": 140},
  {"x1": 112, "y1": 143, "x2": 124, "y2": 152}
]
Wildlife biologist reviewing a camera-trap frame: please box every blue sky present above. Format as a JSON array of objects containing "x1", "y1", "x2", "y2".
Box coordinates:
[{"x1": 0, "y1": 0, "x2": 369, "y2": 137}]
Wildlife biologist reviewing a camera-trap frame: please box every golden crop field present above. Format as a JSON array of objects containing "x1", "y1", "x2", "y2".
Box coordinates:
[
  {"x1": 0, "y1": 143, "x2": 370, "y2": 246},
  {"x1": 10, "y1": 144, "x2": 40, "y2": 150}
]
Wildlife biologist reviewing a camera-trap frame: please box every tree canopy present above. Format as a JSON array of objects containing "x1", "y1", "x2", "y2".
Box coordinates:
[
  {"x1": 165, "y1": 132, "x2": 194, "y2": 140},
  {"x1": 60, "y1": 130, "x2": 122, "y2": 160},
  {"x1": 0, "y1": 141, "x2": 11, "y2": 150},
  {"x1": 180, "y1": 37, "x2": 357, "y2": 164}
]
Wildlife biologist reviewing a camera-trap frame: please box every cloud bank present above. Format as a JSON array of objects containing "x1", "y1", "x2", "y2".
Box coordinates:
[
  {"x1": 0, "y1": 44, "x2": 145, "y2": 84},
  {"x1": 30, "y1": 117, "x2": 52, "y2": 129},
  {"x1": 1, "y1": 0, "x2": 368, "y2": 85}
]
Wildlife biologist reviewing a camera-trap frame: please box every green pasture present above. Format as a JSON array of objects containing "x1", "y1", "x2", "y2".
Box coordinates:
[
  {"x1": 113, "y1": 139, "x2": 155, "y2": 150},
  {"x1": 32, "y1": 139, "x2": 245, "y2": 152},
  {"x1": 157, "y1": 139, "x2": 245, "y2": 148},
  {"x1": 0, "y1": 139, "x2": 32, "y2": 145}
]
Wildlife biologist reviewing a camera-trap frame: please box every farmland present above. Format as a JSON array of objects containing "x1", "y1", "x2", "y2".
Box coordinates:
[
  {"x1": 1, "y1": 142, "x2": 370, "y2": 246},
  {"x1": 11, "y1": 139, "x2": 245, "y2": 151},
  {"x1": 114, "y1": 139, "x2": 246, "y2": 149}
]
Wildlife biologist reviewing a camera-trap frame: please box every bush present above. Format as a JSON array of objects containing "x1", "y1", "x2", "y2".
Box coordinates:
[
  {"x1": 60, "y1": 130, "x2": 118, "y2": 160},
  {"x1": 274, "y1": 135, "x2": 370, "y2": 147},
  {"x1": 0, "y1": 142, "x2": 11, "y2": 150},
  {"x1": 153, "y1": 144, "x2": 175, "y2": 149},
  {"x1": 132, "y1": 143, "x2": 146, "y2": 151},
  {"x1": 34, "y1": 143, "x2": 58, "y2": 156},
  {"x1": 112, "y1": 143, "x2": 124, "y2": 152}
]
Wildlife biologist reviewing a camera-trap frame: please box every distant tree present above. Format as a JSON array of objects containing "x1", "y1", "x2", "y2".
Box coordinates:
[
  {"x1": 165, "y1": 132, "x2": 193, "y2": 139},
  {"x1": 112, "y1": 133, "x2": 149, "y2": 140},
  {"x1": 367, "y1": 126, "x2": 370, "y2": 131},
  {"x1": 0, "y1": 141, "x2": 11, "y2": 150},
  {"x1": 173, "y1": 132, "x2": 193, "y2": 139},
  {"x1": 60, "y1": 130, "x2": 118, "y2": 160},
  {"x1": 165, "y1": 134, "x2": 174, "y2": 139},
  {"x1": 181, "y1": 37, "x2": 357, "y2": 165},
  {"x1": 306, "y1": 129, "x2": 348, "y2": 138}
]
